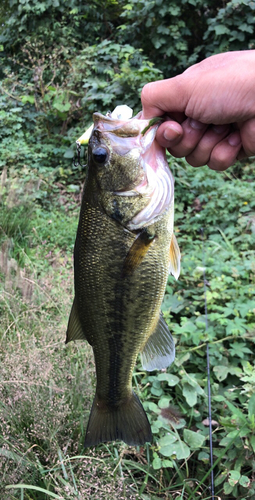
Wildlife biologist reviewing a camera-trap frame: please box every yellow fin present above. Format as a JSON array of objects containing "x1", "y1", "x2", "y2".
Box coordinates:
[
  {"x1": 169, "y1": 233, "x2": 181, "y2": 280},
  {"x1": 122, "y1": 229, "x2": 156, "y2": 277},
  {"x1": 66, "y1": 298, "x2": 86, "y2": 344},
  {"x1": 141, "y1": 313, "x2": 175, "y2": 371}
]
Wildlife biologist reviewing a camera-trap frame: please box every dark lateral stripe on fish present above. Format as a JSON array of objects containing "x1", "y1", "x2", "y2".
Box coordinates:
[
  {"x1": 107, "y1": 339, "x2": 123, "y2": 404},
  {"x1": 106, "y1": 278, "x2": 128, "y2": 405}
]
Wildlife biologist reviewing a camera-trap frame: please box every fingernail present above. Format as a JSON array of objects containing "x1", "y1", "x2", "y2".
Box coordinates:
[
  {"x1": 212, "y1": 124, "x2": 228, "y2": 134},
  {"x1": 189, "y1": 118, "x2": 205, "y2": 130},
  {"x1": 228, "y1": 131, "x2": 241, "y2": 147},
  {"x1": 163, "y1": 125, "x2": 181, "y2": 141}
]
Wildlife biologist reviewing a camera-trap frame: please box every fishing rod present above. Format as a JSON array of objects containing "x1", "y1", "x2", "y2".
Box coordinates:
[{"x1": 201, "y1": 228, "x2": 215, "y2": 500}]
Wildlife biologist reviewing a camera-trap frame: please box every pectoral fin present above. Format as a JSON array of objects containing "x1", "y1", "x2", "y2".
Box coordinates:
[
  {"x1": 122, "y1": 229, "x2": 156, "y2": 277},
  {"x1": 141, "y1": 313, "x2": 175, "y2": 371},
  {"x1": 66, "y1": 298, "x2": 87, "y2": 344},
  {"x1": 169, "y1": 233, "x2": 181, "y2": 280}
]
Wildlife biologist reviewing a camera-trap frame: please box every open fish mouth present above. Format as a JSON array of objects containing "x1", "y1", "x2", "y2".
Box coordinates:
[
  {"x1": 117, "y1": 140, "x2": 174, "y2": 230},
  {"x1": 92, "y1": 107, "x2": 174, "y2": 229}
]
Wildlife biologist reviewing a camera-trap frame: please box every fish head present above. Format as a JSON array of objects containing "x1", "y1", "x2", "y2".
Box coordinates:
[
  {"x1": 88, "y1": 111, "x2": 149, "y2": 193},
  {"x1": 85, "y1": 109, "x2": 174, "y2": 229}
]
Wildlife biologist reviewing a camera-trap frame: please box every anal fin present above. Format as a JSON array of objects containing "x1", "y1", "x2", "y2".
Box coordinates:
[
  {"x1": 169, "y1": 233, "x2": 181, "y2": 280},
  {"x1": 66, "y1": 298, "x2": 87, "y2": 344},
  {"x1": 141, "y1": 313, "x2": 175, "y2": 371}
]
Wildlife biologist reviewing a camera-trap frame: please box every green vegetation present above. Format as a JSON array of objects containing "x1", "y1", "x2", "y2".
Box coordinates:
[{"x1": 1, "y1": 1, "x2": 255, "y2": 499}]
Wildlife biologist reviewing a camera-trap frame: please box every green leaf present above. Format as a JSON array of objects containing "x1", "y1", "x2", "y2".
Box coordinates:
[
  {"x1": 225, "y1": 401, "x2": 247, "y2": 423},
  {"x1": 228, "y1": 470, "x2": 241, "y2": 487},
  {"x1": 53, "y1": 101, "x2": 71, "y2": 112},
  {"x1": 158, "y1": 397, "x2": 171, "y2": 409},
  {"x1": 250, "y1": 435, "x2": 255, "y2": 453},
  {"x1": 213, "y1": 365, "x2": 229, "y2": 381},
  {"x1": 64, "y1": 148, "x2": 75, "y2": 158},
  {"x1": 172, "y1": 441, "x2": 190, "y2": 460},
  {"x1": 5, "y1": 485, "x2": 63, "y2": 499},
  {"x1": 183, "y1": 429, "x2": 205, "y2": 450},
  {"x1": 224, "y1": 482, "x2": 234, "y2": 495},
  {"x1": 183, "y1": 383, "x2": 197, "y2": 407},
  {"x1": 161, "y1": 459, "x2": 173, "y2": 468},
  {"x1": 21, "y1": 95, "x2": 35, "y2": 104},
  {"x1": 157, "y1": 373, "x2": 179, "y2": 386},
  {"x1": 159, "y1": 437, "x2": 190, "y2": 459},
  {"x1": 158, "y1": 434, "x2": 177, "y2": 448},
  {"x1": 248, "y1": 393, "x2": 255, "y2": 420},
  {"x1": 239, "y1": 475, "x2": 250, "y2": 488},
  {"x1": 198, "y1": 451, "x2": 209, "y2": 462},
  {"x1": 214, "y1": 24, "x2": 230, "y2": 36},
  {"x1": 152, "y1": 456, "x2": 162, "y2": 470}
]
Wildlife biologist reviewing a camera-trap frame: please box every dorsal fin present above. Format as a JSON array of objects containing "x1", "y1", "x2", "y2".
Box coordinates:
[
  {"x1": 66, "y1": 298, "x2": 86, "y2": 344},
  {"x1": 140, "y1": 313, "x2": 175, "y2": 371}
]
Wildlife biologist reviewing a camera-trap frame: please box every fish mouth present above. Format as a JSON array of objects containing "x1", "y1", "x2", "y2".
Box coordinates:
[
  {"x1": 112, "y1": 121, "x2": 174, "y2": 229},
  {"x1": 117, "y1": 142, "x2": 174, "y2": 230},
  {"x1": 92, "y1": 111, "x2": 174, "y2": 228}
]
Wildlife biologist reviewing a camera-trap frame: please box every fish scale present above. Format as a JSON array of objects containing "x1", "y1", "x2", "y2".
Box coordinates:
[{"x1": 66, "y1": 108, "x2": 181, "y2": 446}]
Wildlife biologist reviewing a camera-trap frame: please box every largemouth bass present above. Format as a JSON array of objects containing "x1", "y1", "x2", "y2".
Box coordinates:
[{"x1": 66, "y1": 106, "x2": 181, "y2": 447}]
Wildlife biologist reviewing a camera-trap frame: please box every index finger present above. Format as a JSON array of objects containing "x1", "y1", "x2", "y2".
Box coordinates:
[{"x1": 141, "y1": 78, "x2": 187, "y2": 119}]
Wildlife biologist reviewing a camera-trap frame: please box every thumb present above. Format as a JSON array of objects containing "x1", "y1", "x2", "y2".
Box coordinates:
[{"x1": 141, "y1": 77, "x2": 188, "y2": 119}]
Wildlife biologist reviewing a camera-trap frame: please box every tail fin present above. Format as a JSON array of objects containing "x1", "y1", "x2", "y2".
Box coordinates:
[{"x1": 84, "y1": 392, "x2": 152, "y2": 447}]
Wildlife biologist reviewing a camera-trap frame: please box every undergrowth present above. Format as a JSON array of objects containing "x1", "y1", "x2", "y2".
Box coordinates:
[{"x1": 0, "y1": 159, "x2": 255, "y2": 499}]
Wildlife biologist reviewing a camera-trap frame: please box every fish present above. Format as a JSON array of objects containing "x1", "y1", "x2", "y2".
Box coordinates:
[{"x1": 66, "y1": 106, "x2": 181, "y2": 447}]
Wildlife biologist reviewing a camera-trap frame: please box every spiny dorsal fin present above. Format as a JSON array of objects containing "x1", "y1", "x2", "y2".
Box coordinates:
[
  {"x1": 66, "y1": 298, "x2": 87, "y2": 344},
  {"x1": 122, "y1": 229, "x2": 156, "y2": 277},
  {"x1": 141, "y1": 313, "x2": 175, "y2": 371},
  {"x1": 169, "y1": 233, "x2": 181, "y2": 280}
]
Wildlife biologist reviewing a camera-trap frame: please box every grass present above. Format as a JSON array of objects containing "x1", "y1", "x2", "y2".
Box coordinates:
[
  {"x1": 0, "y1": 241, "x2": 145, "y2": 499},
  {"x1": 1, "y1": 162, "x2": 255, "y2": 499},
  {"x1": 0, "y1": 174, "x2": 164, "y2": 500}
]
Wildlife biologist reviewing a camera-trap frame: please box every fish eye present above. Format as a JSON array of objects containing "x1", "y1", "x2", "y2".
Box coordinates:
[{"x1": 92, "y1": 147, "x2": 108, "y2": 164}]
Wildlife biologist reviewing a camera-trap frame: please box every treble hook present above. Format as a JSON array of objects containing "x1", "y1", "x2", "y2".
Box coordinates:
[{"x1": 73, "y1": 142, "x2": 86, "y2": 168}]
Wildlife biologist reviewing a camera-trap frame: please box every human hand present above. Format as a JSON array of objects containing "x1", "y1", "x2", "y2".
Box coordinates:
[{"x1": 141, "y1": 51, "x2": 255, "y2": 170}]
